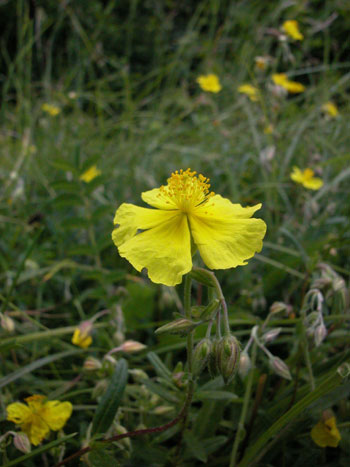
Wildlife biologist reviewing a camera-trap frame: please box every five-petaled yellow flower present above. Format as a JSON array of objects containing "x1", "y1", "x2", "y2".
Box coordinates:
[
  {"x1": 272, "y1": 73, "x2": 305, "y2": 93},
  {"x1": 282, "y1": 20, "x2": 304, "y2": 41},
  {"x1": 238, "y1": 84, "x2": 260, "y2": 102},
  {"x1": 41, "y1": 103, "x2": 61, "y2": 117},
  {"x1": 6, "y1": 395, "x2": 72, "y2": 446},
  {"x1": 290, "y1": 166, "x2": 323, "y2": 190},
  {"x1": 311, "y1": 413, "x2": 341, "y2": 448},
  {"x1": 79, "y1": 165, "x2": 101, "y2": 183},
  {"x1": 322, "y1": 101, "x2": 339, "y2": 118},
  {"x1": 196, "y1": 74, "x2": 222, "y2": 93},
  {"x1": 112, "y1": 169, "x2": 266, "y2": 286}
]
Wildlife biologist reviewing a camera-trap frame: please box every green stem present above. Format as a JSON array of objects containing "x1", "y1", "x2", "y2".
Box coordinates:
[
  {"x1": 300, "y1": 318, "x2": 316, "y2": 391},
  {"x1": 230, "y1": 342, "x2": 257, "y2": 467},
  {"x1": 210, "y1": 272, "x2": 230, "y2": 336}
]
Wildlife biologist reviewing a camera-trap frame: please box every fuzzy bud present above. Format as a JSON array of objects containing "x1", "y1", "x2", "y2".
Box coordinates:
[
  {"x1": 261, "y1": 327, "x2": 281, "y2": 344},
  {"x1": 314, "y1": 323, "x2": 327, "y2": 347},
  {"x1": 83, "y1": 356, "x2": 102, "y2": 371},
  {"x1": 119, "y1": 340, "x2": 146, "y2": 353},
  {"x1": 269, "y1": 356, "x2": 292, "y2": 380},
  {"x1": 207, "y1": 339, "x2": 220, "y2": 378},
  {"x1": 238, "y1": 351, "x2": 251, "y2": 379},
  {"x1": 269, "y1": 302, "x2": 287, "y2": 315},
  {"x1": 155, "y1": 318, "x2": 199, "y2": 336},
  {"x1": 217, "y1": 335, "x2": 241, "y2": 385},
  {"x1": 192, "y1": 338, "x2": 212, "y2": 377},
  {"x1": 0, "y1": 313, "x2": 15, "y2": 332},
  {"x1": 13, "y1": 432, "x2": 31, "y2": 454}
]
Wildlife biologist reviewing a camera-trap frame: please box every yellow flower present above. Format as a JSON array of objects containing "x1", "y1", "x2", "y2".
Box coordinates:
[
  {"x1": 254, "y1": 56, "x2": 268, "y2": 71},
  {"x1": 311, "y1": 414, "x2": 341, "y2": 448},
  {"x1": 290, "y1": 166, "x2": 323, "y2": 190},
  {"x1": 322, "y1": 101, "x2": 339, "y2": 118},
  {"x1": 112, "y1": 169, "x2": 266, "y2": 286},
  {"x1": 6, "y1": 395, "x2": 72, "y2": 446},
  {"x1": 272, "y1": 73, "x2": 305, "y2": 93},
  {"x1": 238, "y1": 84, "x2": 260, "y2": 101},
  {"x1": 263, "y1": 124, "x2": 274, "y2": 135},
  {"x1": 41, "y1": 103, "x2": 61, "y2": 116},
  {"x1": 72, "y1": 322, "x2": 93, "y2": 348},
  {"x1": 79, "y1": 165, "x2": 101, "y2": 183},
  {"x1": 196, "y1": 74, "x2": 222, "y2": 93},
  {"x1": 282, "y1": 20, "x2": 304, "y2": 41}
]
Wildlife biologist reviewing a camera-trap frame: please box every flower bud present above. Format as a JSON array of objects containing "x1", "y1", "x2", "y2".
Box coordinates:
[
  {"x1": 119, "y1": 340, "x2": 146, "y2": 353},
  {"x1": 192, "y1": 338, "x2": 212, "y2": 377},
  {"x1": 269, "y1": 302, "x2": 287, "y2": 315},
  {"x1": 217, "y1": 335, "x2": 241, "y2": 385},
  {"x1": 314, "y1": 323, "x2": 327, "y2": 347},
  {"x1": 238, "y1": 351, "x2": 251, "y2": 379},
  {"x1": 261, "y1": 327, "x2": 281, "y2": 344},
  {"x1": 72, "y1": 321, "x2": 93, "y2": 348},
  {"x1": 193, "y1": 299, "x2": 220, "y2": 320},
  {"x1": 269, "y1": 356, "x2": 292, "y2": 380},
  {"x1": 208, "y1": 339, "x2": 220, "y2": 378},
  {"x1": 0, "y1": 313, "x2": 15, "y2": 332},
  {"x1": 189, "y1": 268, "x2": 217, "y2": 287},
  {"x1": 129, "y1": 369, "x2": 149, "y2": 382},
  {"x1": 13, "y1": 432, "x2": 31, "y2": 454},
  {"x1": 155, "y1": 318, "x2": 199, "y2": 336},
  {"x1": 83, "y1": 356, "x2": 102, "y2": 371}
]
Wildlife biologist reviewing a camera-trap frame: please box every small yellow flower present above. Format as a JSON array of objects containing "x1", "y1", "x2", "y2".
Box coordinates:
[
  {"x1": 196, "y1": 74, "x2": 222, "y2": 93},
  {"x1": 272, "y1": 73, "x2": 305, "y2": 93},
  {"x1": 79, "y1": 165, "x2": 101, "y2": 183},
  {"x1": 112, "y1": 168, "x2": 266, "y2": 286},
  {"x1": 254, "y1": 56, "x2": 268, "y2": 71},
  {"x1": 282, "y1": 20, "x2": 304, "y2": 41},
  {"x1": 6, "y1": 395, "x2": 72, "y2": 446},
  {"x1": 263, "y1": 124, "x2": 274, "y2": 135},
  {"x1": 238, "y1": 84, "x2": 260, "y2": 102},
  {"x1": 41, "y1": 103, "x2": 61, "y2": 116},
  {"x1": 290, "y1": 166, "x2": 323, "y2": 190},
  {"x1": 72, "y1": 322, "x2": 93, "y2": 348},
  {"x1": 322, "y1": 101, "x2": 339, "y2": 118},
  {"x1": 311, "y1": 413, "x2": 341, "y2": 447}
]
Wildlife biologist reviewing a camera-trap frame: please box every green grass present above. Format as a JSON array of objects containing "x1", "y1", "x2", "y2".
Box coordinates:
[{"x1": 1, "y1": 1, "x2": 350, "y2": 466}]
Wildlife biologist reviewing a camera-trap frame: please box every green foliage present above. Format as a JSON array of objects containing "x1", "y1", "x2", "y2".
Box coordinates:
[{"x1": 1, "y1": 0, "x2": 350, "y2": 466}]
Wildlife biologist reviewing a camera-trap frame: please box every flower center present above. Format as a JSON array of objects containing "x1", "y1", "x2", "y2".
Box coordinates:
[{"x1": 159, "y1": 168, "x2": 215, "y2": 213}]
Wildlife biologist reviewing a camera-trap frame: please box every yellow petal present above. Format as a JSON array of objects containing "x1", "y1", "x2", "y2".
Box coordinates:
[
  {"x1": 141, "y1": 188, "x2": 178, "y2": 210},
  {"x1": 42, "y1": 401, "x2": 73, "y2": 431},
  {"x1": 112, "y1": 203, "x2": 179, "y2": 246},
  {"x1": 25, "y1": 395, "x2": 46, "y2": 411},
  {"x1": 290, "y1": 166, "x2": 303, "y2": 183},
  {"x1": 311, "y1": 417, "x2": 341, "y2": 448},
  {"x1": 72, "y1": 329, "x2": 92, "y2": 348},
  {"x1": 6, "y1": 402, "x2": 32, "y2": 425},
  {"x1": 22, "y1": 414, "x2": 50, "y2": 446},
  {"x1": 118, "y1": 212, "x2": 192, "y2": 286},
  {"x1": 282, "y1": 20, "x2": 304, "y2": 41},
  {"x1": 303, "y1": 177, "x2": 323, "y2": 190},
  {"x1": 189, "y1": 196, "x2": 266, "y2": 269}
]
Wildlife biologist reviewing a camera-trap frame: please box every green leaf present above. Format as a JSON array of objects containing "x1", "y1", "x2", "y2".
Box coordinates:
[
  {"x1": 92, "y1": 358, "x2": 128, "y2": 436},
  {"x1": 88, "y1": 447, "x2": 117, "y2": 467},
  {"x1": 61, "y1": 217, "x2": 91, "y2": 230},
  {"x1": 194, "y1": 390, "x2": 240, "y2": 402},
  {"x1": 51, "y1": 193, "x2": 82, "y2": 208},
  {"x1": 3, "y1": 433, "x2": 76, "y2": 467},
  {"x1": 239, "y1": 369, "x2": 345, "y2": 467},
  {"x1": 147, "y1": 352, "x2": 172, "y2": 380},
  {"x1": 51, "y1": 157, "x2": 79, "y2": 174},
  {"x1": 92, "y1": 204, "x2": 114, "y2": 221},
  {"x1": 184, "y1": 430, "x2": 207, "y2": 462},
  {"x1": 0, "y1": 350, "x2": 83, "y2": 388},
  {"x1": 51, "y1": 180, "x2": 81, "y2": 193}
]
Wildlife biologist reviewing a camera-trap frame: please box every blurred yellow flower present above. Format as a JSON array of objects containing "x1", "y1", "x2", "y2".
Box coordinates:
[
  {"x1": 290, "y1": 166, "x2": 323, "y2": 190},
  {"x1": 41, "y1": 103, "x2": 61, "y2": 116},
  {"x1": 196, "y1": 74, "x2": 222, "y2": 93},
  {"x1": 112, "y1": 168, "x2": 266, "y2": 286},
  {"x1": 238, "y1": 84, "x2": 260, "y2": 101},
  {"x1": 79, "y1": 165, "x2": 101, "y2": 183},
  {"x1": 272, "y1": 73, "x2": 305, "y2": 93},
  {"x1": 282, "y1": 20, "x2": 304, "y2": 41},
  {"x1": 6, "y1": 395, "x2": 72, "y2": 446},
  {"x1": 263, "y1": 124, "x2": 274, "y2": 135},
  {"x1": 322, "y1": 101, "x2": 339, "y2": 118},
  {"x1": 311, "y1": 414, "x2": 341, "y2": 447},
  {"x1": 72, "y1": 322, "x2": 93, "y2": 348},
  {"x1": 254, "y1": 56, "x2": 268, "y2": 71}
]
